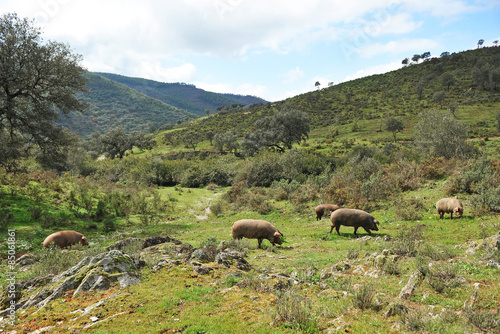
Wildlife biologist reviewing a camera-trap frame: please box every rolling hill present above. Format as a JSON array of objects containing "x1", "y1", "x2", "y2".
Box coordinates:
[
  {"x1": 56, "y1": 72, "x2": 267, "y2": 137},
  {"x1": 96, "y1": 72, "x2": 267, "y2": 116}
]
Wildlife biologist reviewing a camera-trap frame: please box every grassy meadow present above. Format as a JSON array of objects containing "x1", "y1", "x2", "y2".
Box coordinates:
[{"x1": 1, "y1": 46, "x2": 500, "y2": 333}]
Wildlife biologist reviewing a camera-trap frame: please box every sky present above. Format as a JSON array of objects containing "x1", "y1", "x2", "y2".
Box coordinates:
[{"x1": 1, "y1": 0, "x2": 499, "y2": 102}]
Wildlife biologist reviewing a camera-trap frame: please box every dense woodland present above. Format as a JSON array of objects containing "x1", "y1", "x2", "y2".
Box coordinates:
[{"x1": 1, "y1": 13, "x2": 500, "y2": 332}]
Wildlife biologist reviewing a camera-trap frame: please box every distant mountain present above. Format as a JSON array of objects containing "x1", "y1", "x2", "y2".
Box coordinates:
[
  {"x1": 57, "y1": 72, "x2": 197, "y2": 137},
  {"x1": 96, "y1": 72, "x2": 268, "y2": 116}
]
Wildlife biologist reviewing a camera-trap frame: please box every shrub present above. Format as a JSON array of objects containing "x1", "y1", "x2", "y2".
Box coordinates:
[
  {"x1": 388, "y1": 225, "x2": 423, "y2": 257},
  {"x1": 393, "y1": 197, "x2": 425, "y2": 221},
  {"x1": 426, "y1": 262, "x2": 462, "y2": 293},
  {"x1": 466, "y1": 308, "x2": 500, "y2": 332},
  {"x1": 274, "y1": 288, "x2": 318, "y2": 333},
  {"x1": 402, "y1": 307, "x2": 429, "y2": 332},
  {"x1": 351, "y1": 282, "x2": 377, "y2": 310}
]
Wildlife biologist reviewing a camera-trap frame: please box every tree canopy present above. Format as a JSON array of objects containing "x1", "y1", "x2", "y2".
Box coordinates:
[
  {"x1": 0, "y1": 13, "x2": 88, "y2": 168},
  {"x1": 248, "y1": 105, "x2": 310, "y2": 153}
]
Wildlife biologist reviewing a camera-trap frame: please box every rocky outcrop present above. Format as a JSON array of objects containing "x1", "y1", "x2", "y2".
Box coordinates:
[{"x1": 5, "y1": 250, "x2": 144, "y2": 313}]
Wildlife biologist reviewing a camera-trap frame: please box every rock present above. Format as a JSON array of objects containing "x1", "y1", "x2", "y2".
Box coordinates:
[
  {"x1": 305, "y1": 266, "x2": 318, "y2": 278},
  {"x1": 215, "y1": 249, "x2": 251, "y2": 271},
  {"x1": 16, "y1": 254, "x2": 35, "y2": 266},
  {"x1": 191, "y1": 248, "x2": 215, "y2": 263},
  {"x1": 14, "y1": 250, "x2": 144, "y2": 311},
  {"x1": 333, "y1": 262, "x2": 351, "y2": 272},
  {"x1": 374, "y1": 255, "x2": 387, "y2": 268},
  {"x1": 105, "y1": 238, "x2": 142, "y2": 251},
  {"x1": 399, "y1": 270, "x2": 424, "y2": 300},
  {"x1": 143, "y1": 236, "x2": 180, "y2": 249}
]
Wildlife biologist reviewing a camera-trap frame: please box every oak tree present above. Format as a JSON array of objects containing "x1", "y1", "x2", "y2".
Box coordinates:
[{"x1": 0, "y1": 13, "x2": 88, "y2": 168}]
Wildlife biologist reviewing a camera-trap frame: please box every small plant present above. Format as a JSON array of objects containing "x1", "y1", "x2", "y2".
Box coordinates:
[
  {"x1": 389, "y1": 225, "x2": 424, "y2": 257},
  {"x1": 274, "y1": 288, "x2": 318, "y2": 333},
  {"x1": 466, "y1": 308, "x2": 500, "y2": 333},
  {"x1": 351, "y1": 283, "x2": 377, "y2": 310},
  {"x1": 402, "y1": 307, "x2": 428, "y2": 332}
]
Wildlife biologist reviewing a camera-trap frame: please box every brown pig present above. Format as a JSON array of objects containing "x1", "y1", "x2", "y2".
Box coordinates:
[
  {"x1": 436, "y1": 198, "x2": 463, "y2": 219},
  {"x1": 329, "y1": 208, "x2": 379, "y2": 236},
  {"x1": 315, "y1": 204, "x2": 340, "y2": 221},
  {"x1": 231, "y1": 219, "x2": 283, "y2": 248},
  {"x1": 42, "y1": 230, "x2": 88, "y2": 248}
]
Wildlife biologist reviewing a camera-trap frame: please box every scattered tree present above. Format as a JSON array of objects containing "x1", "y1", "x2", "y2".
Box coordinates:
[
  {"x1": 386, "y1": 118, "x2": 404, "y2": 142},
  {"x1": 180, "y1": 132, "x2": 201, "y2": 151},
  {"x1": 440, "y1": 52, "x2": 450, "y2": 58},
  {"x1": 414, "y1": 109, "x2": 476, "y2": 159},
  {"x1": 490, "y1": 67, "x2": 500, "y2": 90},
  {"x1": 421, "y1": 51, "x2": 431, "y2": 61},
  {"x1": 440, "y1": 72, "x2": 456, "y2": 91},
  {"x1": 213, "y1": 130, "x2": 239, "y2": 154},
  {"x1": 477, "y1": 39, "x2": 484, "y2": 48},
  {"x1": 205, "y1": 130, "x2": 215, "y2": 145},
  {"x1": 205, "y1": 109, "x2": 210, "y2": 116},
  {"x1": 432, "y1": 91, "x2": 447, "y2": 108},
  {"x1": 92, "y1": 127, "x2": 134, "y2": 159},
  {"x1": 448, "y1": 102, "x2": 459, "y2": 118},
  {"x1": 0, "y1": 13, "x2": 88, "y2": 168},
  {"x1": 412, "y1": 54, "x2": 422, "y2": 63},
  {"x1": 315, "y1": 81, "x2": 321, "y2": 90},
  {"x1": 472, "y1": 63, "x2": 491, "y2": 89},
  {"x1": 402, "y1": 58, "x2": 409, "y2": 66}
]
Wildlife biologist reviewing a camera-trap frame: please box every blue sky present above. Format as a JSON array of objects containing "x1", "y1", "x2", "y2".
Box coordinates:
[{"x1": 1, "y1": 0, "x2": 499, "y2": 101}]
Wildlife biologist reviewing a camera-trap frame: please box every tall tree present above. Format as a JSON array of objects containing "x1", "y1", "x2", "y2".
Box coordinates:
[
  {"x1": 477, "y1": 39, "x2": 484, "y2": 48},
  {"x1": 0, "y1": 13, "x2": 88, "y2": 168}
]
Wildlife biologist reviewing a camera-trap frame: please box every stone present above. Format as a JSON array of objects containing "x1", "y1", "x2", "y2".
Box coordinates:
[
  {"x1": 16, "y1": 254, "x2": 35, "y2": 266},
  {"x1": 399, "y1": 270, "x2": 424, "y2": 300}
]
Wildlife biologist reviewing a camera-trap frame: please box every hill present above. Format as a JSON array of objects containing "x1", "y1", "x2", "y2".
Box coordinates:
[
  {"x1": 2, "y1": 47, "x2": 500, "y2": 334},
  {"x1": 173, "y1": 47, "x2": 500, "y2": 143},
  {"x1": 56, "y1": 72, "x2": 198, "y2": 137},
  {"x1": 96, "y1": 72, "x2": 268, "y2": 116}
]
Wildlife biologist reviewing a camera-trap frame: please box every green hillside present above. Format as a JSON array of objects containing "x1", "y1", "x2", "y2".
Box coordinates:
[
  {"x1": 56, "y1": 72, "x2": 197, "y2": 137},
  {"x1": 96, "y1": 72, "x2": 267, "y2": 116},
  {"x1": 174, "y1": 47, "x2": 500, "y2": 143}
]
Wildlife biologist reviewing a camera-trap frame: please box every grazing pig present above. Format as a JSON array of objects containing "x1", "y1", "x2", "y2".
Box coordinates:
[
  {"x1": 329, "y1": 208, "x2": 379, "y2": 236},
  {"x1": 42, "y1": 230, "x2": 88, "y2": 248},
  {"x1": 231, "y1": 219, "x2": 283, "y2": 248},
  {"x1": 315, "y1": 204, "x2": 340, "y2": 221},
  {"x1": 436, "y1": 198, "x2": 463, "y2": 219}
]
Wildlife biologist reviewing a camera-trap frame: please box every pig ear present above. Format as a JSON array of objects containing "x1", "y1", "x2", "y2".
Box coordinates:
[
  {"x1": 82, "y1": 236, "x2": 86, "y2": 240},
  {"x1": 374, "y1": 220, "x2": 379, "y2": 225},
  {"x1": 274, "y1": 231, "x2": 281, "y2": 238}
]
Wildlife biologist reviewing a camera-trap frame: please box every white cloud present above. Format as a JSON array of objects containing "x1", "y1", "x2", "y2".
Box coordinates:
[
  {"x1": 138, "y1": 62, "x2": 196, "y2": 83},
  {"x1": 358, "y1": 38, "x2": 440, "y2": 58},
  {"x1": 342, "y1": 61, "x2": 403, "y2": 82},
  {"x1": 281, "y1": 67, "x2": 305, "y2": 84}
]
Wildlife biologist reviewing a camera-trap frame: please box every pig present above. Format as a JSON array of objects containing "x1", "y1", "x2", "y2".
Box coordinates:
[
  {"x1": 231, "y1": 219, "x2": 283, "y2": 248},
  {"x1": 436, "y1": 198, "x2": 463, "y2": 219},
  {"x1": 329, "y1": 208, "x2": 379, "y2": 236},
  {"x1": 315, "y1": 204, "x2": 340, "y2": 221},
  {"x1": 42, "y1": 230, "x2": 88, "y2": 248}
]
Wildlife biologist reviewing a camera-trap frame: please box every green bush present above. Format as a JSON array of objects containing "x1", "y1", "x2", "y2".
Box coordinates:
[{"x1": 393, "y1": 197, "x2": 425, "y2": 221}]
